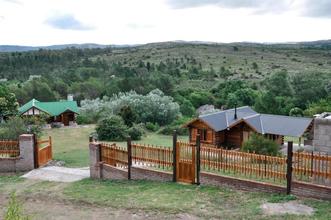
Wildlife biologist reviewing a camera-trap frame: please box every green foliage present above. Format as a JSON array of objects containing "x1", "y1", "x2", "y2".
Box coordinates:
[
  {"x1": 179, "y1": 99, "x2": 196, "y2": 116},
  {"x1": 289, "y1": 107, "x2": 304, "y2": 117},
  {"x1": 292, "y1": 73, "x2": 328, "y2": 108},
  {"x1": 127, "y1": 124, "x2": 145, "y2": 140},
  {"x1": 76, "y1": 114, "x2": 94, "y2": 125},
  {"x1": 0, "y1": 86, "x2": 19, "y2": 120},
  {"x1": 242, "y1": 133, "x2": 279, "y2": 156},
  {"x1": 96, "y1": 115, "x2": 128, "y2": 141},
  {"x1": 188, "y1": 90, "x2": 215, "y2": 108},
  {"x1": 158, "y1": 117, "x2": 191, "y2": 135},
  {"x1": 304, "y1": 96, "x2": 331, "y2": 116},
  {"x1": 264, "y1": 71, "x2": 293, "y2": 97},
  {"x1": 118, "y1": 106, "x2": 137, "y2": 126},
  {"x1": 4, "y1": 192, "x2": 29, "y2": 220},
  {"x1": 267, "y1": 194, "x2": 296, "y2": 203},
  {"x1": 145, "y1": 122, "x2": 160, "y2": 132},
  {"x1": 254, "y1": 91, "x2": 294, "y2": 115},
  {"x1": 0, "y1": 116, "x2": 44, "y2": 139}
]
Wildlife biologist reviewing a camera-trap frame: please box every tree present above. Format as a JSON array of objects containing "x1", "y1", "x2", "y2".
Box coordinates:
[
  {"x1": 254, "y1": 91, "x2": 294, "y2": 115},
  {"x1": 292, "y1": 73, "x2": 328, "y2": 108},
  {"x1": 265, "y1": 71, "x2": 293, "y2": 97},
  {"x1": 96, "y1": 115, "x2": 128, "y2": 141},
  {"x1": 0, "y1": 86, "x2": 19, "y2": 121},
  {"x1": 242, "y1": 133, "x2": 279, "y2": 156},
  {"x1": 289, "y1": 107, "x2": 304, "y2": 117},
  {"x1": 119, "y1": 105, "x2": 137, "y2": 126}
]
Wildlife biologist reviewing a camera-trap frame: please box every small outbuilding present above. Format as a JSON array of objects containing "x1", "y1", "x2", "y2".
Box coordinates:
[
  {"x1": 19, "y1": 99, "x2": 79, "y2": 126},
  {"x1": 184, "y1": 106, "x2": 313, "y2": 148}
]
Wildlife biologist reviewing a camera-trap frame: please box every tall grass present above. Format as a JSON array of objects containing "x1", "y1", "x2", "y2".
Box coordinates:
[{"x1": 4, "y1": 192, "x2": 29, "y2": 220}]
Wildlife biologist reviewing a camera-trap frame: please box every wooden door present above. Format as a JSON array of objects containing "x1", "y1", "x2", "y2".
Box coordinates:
[
  {"x1": 176, "y1": 143, "x2": 196, "y2": 184},
  {"x1": 62, "y1": 113, "x2": 69, "y2": 126}
]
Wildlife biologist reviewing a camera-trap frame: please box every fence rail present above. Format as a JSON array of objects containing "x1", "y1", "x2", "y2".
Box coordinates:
[
  {"x1": 0, "y1": 140, "x2": 19, "y2": 158},
  {"x1": 293, "y1": 151, "x2": 331, "y2": 183},
  {"x1": 200, "y1": 146, "x2": 287, "y2": 182},
  {"x1": 132, "y1": 143, "x2": 173, "y2": 169},
  {"x1": 100, "y1": 143, "x2": 128, "y2": 168}
]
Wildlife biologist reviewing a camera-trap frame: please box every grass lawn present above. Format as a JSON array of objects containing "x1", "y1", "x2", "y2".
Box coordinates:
[
  {"x1": 43, "y1": 125, "x2": 188, "y2": 167},
  {"x1": 0, "y1": 176, "x2": 330, "y2": 219}
]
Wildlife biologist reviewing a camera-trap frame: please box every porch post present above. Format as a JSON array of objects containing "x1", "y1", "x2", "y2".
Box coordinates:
[{"x1": 196, "y1": 134, "x2": 201, "y2": 185}]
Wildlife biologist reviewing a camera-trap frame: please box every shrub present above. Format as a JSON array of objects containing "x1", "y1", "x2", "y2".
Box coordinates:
[
  {"x1": 0, "y1": 116, "x2": 44, "y2": 139},
  {"x1": 145, "y1": 122, "x2": 160, "y2": 132},
  {"x1": 96, "y1": 115, "x2": 128, "y2": 141},
  {"x1": 127, "y1": 124, "x2": 145, "y2": 140},
  {"x1": 242, "y1": 133, "x2": 279, "y2": 156},
  {"x1": 76, "y1": 114, "x2": 94, "y2": 125},
  {"x1": 158, "y1": 117, "x2": 191, "y2": 135},
  {"x1": 80, "y1": 89, "x2": 181, "y2": 125},
  {"x1": 118, "y1": 105, "x2": 137, "y2": 126}
]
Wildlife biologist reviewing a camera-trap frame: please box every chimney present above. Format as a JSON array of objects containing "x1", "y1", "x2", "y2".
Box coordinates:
[
  {"x1": 67, "y1": 94, "x2": 74, "y2": 101},
  {"x1": 234, "y1": 105, "x2": 237, "y2": 120}
]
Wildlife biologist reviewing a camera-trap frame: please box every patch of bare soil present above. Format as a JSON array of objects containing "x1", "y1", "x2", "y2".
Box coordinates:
[
  {"x1": 0, "y1": 194, "x2": 198, "y2": 220},
  {"x1": 261, "y1": 201, "x2": 314, "y2": 216}
]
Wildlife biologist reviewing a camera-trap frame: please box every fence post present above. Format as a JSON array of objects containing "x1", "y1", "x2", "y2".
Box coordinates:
[
  {"x1": 49, "y1": 136, "x2": 53, "y2": 159},
  {"x1": 173, "y1": 130, "x2": 177, "y2": 182},
  {"x1": 196, "y1": 134, "x2": 201, "y2": 185},
  {"x1": 89, "y1": 135, "x2": 93, "y2": 143},
  {"x1": 33, "y1": 134, "x2": 38, "y2": 169},
  {"x1": 286, "y1": 141, "x2": 293, "y2": 195},
  {"x1": 127, "y1": 137, "x2": 132, "y2": 180}
]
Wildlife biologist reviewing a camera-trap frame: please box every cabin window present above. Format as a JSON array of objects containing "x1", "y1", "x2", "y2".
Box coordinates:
[{"x1": 198, "y1": 129, "x2": 208, "y2": 142}]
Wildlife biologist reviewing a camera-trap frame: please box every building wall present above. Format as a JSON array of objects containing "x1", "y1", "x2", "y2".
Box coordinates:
[{"x1": 313, "y1": 118, "x2": 331, "y2": 153}]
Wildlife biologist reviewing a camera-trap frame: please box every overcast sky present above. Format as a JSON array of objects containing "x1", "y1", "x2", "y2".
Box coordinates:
[{"x1": 0, "y1": 0, "x2": 331, "y2": 46}]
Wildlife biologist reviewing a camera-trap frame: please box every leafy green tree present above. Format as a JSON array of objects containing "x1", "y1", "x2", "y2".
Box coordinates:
[
  {"x1": 254, "y1": 91, "x2": 294, "y2": 115},
  {"x1": 188, "y1": 91, "x2": 215, "y2": 108},
  {"x1": 0, "y1": 86, "x2": 19, "y2": 121},
  {"x1": 265, "y1": 71, "x2": 293, "y2": 97},
  {"x1": 96, "y1": 115, "x2": 128, "y2": 141},
  {"x1": 303, "y1": 96, "x2": 331, "y2": 116},
  {"x1": 119, "y1": 105, "x2": 137, "y2": 126},
  {"x1": 289, "y1": 107, "x2": 304, "y2": 117},
  {"x1": 242, "y1": 133, "x2": 279, "y2": 156},
  {"x1": 292, "y1": 73, "x2": 328, "y2": 108}
]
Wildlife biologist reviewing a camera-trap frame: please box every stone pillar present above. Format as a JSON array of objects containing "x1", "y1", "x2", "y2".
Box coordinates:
[
  {"x1": 89, "y1": 142, "x2": 102, "y2": 179},
  {"x1": 15, "y1": 134, "x2": 35, "y2": 171}
]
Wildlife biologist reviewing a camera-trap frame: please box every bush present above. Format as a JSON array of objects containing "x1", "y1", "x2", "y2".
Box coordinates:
[
  {"x1": 76, "y1": 114, "x2": 94, "y2": 125},
  {"x1": 127, "y1": 124, "x2": 145, "y2": 140},
  {"x1": 242, "y1": 133, "x2": 279, "y2": 156},
  {"x1": 0, "y1": 116, "x2": 44, "y2": 139},
  {"x1": 158, "y1": 117, "x2": 191, "y2": 135},
  {"x1": 96, "y1": 115, "x2": 128, "y2": 141},
  {"x1": 145, "y1": 122, "x2": 160, "y2": 132}
]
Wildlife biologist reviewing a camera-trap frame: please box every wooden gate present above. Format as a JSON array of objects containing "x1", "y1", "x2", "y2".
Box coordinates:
[
  {"x1": 176, "y1": 142, "x2": 196, "y2": 184},
  {"x1": 35, "y1": 136, "x2": 53, "y2": 168}
]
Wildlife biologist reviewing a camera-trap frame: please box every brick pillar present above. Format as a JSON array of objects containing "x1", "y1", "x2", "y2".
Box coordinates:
[
  {"x1": 89, "y1": 142, "x2": 102, "y2": 179},
  {"x1": 15, "y1": 134, "x2": 35, "y2": 171}
]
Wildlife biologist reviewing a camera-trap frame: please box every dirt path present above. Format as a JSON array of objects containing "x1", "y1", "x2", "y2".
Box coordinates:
[{"x1": 0, "y1": 193, "x2": 197, "y2": 220}]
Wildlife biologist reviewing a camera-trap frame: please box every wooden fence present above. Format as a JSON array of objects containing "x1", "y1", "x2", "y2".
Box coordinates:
[
  {"x1": 36, "y1": 136, "x2": 53, "y2": 167},
  {"x1": 293, "y1": 151, "x2": 331, "y2": 183},
  {"x1": 0, "y1": 140, "x2": 19, "y2": 158},
  {"x1": 100, "y1": 143, "x2": 128, "y2": 168},
  {"x1": 200, "y1": 146, "x2": 287, "y2": 182},
  {"x1": 132, "y1": 143, "x2": 173, "y2": 170}
]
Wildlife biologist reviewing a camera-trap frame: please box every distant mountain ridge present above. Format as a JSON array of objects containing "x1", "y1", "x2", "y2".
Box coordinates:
[{"x1": 0, "y1": 40, "x2": 330, "y2": 52}]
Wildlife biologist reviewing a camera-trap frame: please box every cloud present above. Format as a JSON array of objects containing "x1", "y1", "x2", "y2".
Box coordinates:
[
  {"x1": 45, "y1": 14, "x2": 94, "y2": 30},
  {"x1": 302, "y1": 0, "x2": 331, "y2": 18},
  {"x1": 2, "y1": 0, "x2": 21, "y2": 4},
  {"x1": 166, "y1": 0, "x2": 331, "y2": 18},
  {"x1": 166, "y1": 0, "x2": 290, "y2": 11},
  {"x1": 127, "y1": 23, "x2": 155, "y2": 29}
]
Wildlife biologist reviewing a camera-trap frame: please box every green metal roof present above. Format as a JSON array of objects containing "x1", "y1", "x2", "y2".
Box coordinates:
[{"x1": 19, "y1": 99, "x2": 79, "y2": 116}]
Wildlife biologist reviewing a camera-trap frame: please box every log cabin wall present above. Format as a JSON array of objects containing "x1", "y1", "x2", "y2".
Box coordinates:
[{"x1": 188, "y1": 120, "x2": 215, "y2": 145}]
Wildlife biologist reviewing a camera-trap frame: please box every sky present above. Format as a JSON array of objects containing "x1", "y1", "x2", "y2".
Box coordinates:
[{"x1": 0, "y1": 0, "x2": 331, "y2": 46}]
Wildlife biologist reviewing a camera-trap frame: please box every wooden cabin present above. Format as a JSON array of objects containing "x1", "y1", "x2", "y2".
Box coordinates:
[
  {"x1": 184, "y1": 106, "x2": 313, "y2": 148},
  {"x1": 19, "y1": 99, "x2": 79, "y2": 126}
]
